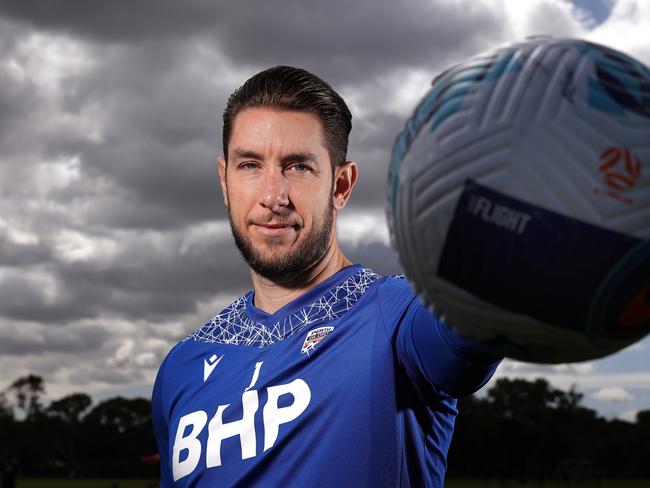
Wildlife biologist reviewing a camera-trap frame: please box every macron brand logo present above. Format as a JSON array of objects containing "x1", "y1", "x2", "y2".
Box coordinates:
[{"x1": 203, "y1": 354, "x2": 224, "y2": 382}]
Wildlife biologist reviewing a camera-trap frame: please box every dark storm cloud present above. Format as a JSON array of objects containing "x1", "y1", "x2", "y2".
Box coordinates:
[
  {"x1": 0, "y1": 322, "x2": 109, "y2": 356},
  {"x1": 0, "y1": 0, "x2": 502, "y2": 391},
  {"x1": 0, "y1": 0, "x2": 220, "y2": 43},
  {"x1": 0, "y1": 0, "x2": 502, "y2": 82},
  {"x1": 0, "y1": 271, "x2": 99, "y2": 324},
  {"x1": 0, "y1": 274, "x2": 54, "y2": 322},
  {"x1": 0, "y1": 47, "x2": 42, "y2": 153},
  {"x1": 0, "y1": 0, "x2": 419, "y2": 327},
  {"x1": 59, "y1": 38, "x2": 412, "y2": 225},
  {"x1": 346, "y1": 111, "x2": 411, "y2": 210},
  {"x1": 34, "y1": 39, "x2": 231, "y2": 230},
  {"x1": 76, "y1": 138, "x2": 225, "y2": 229},
  {"x1": 0, "y1": 230, "x2": 250, "y2": 324},
  {"x1": 0, "y1": 64, "x2": 31, "y2": 139},
  {"x1": 55, "y1": 238, "x2": 249, "y2": 321},
  {"x1": 211, "y1": 1, "x2": 503, "y2": 87},
  {"x1": 0, "y1": 227, "x2": 401, "y2": 326},
  {"x1": 0, "y1": 235, "x2": 51, "y2": 266},
  {"x1": 0, "y1": 0, "x2": 505, "y2": 232}
]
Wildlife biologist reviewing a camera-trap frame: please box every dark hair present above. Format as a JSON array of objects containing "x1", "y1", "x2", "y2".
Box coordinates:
[{"x1": 222, "y1": 66, "x2": 352, "y2": 167}]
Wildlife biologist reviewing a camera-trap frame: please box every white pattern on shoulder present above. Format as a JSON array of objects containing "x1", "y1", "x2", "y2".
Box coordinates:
[{"x1": 188, "y1": 268, "x2": 385, "y2": 347}]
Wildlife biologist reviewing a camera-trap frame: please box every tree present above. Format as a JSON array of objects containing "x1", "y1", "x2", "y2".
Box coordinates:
[
  {"x1": 82, "y1": 397, "x2": 156, "y2": 476},
  {"x1": 46, "y1": 393, "x2": 92, "y2": 423},
  {"x1": 40, "y1": 394, "x2": 93, "y2": 477},
  {"x1": 84, "y1": 397, "x2": 151, "y2": 433},
  {"x1": 486, "y1": 377, "x2": 583, "y2": 422},
  {"x1": 448, "y1": 377, "x2": 604, "y2": 481},
  {"x1": 637, "y1": 409, "x2": 650, "y2": 426},
  {"x1": 6, "y1": 375, "x2": 45, "y2": 419},
  {"x1": 0, "y1": 393, "x2": 12, "y2": 421}
]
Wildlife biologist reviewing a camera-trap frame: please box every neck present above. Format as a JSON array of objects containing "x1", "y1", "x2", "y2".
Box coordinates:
[{"x1": 250, "y1": 241, "x2": 352, "y2": 315}]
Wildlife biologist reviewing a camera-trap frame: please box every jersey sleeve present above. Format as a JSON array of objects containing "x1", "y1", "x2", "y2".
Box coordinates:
[
  {"x1": 151, "y1": 350, "x2": 173, "y2": 487},
  {"x1": 378, "y1": 277, "x2": 502, "y2": 398}
]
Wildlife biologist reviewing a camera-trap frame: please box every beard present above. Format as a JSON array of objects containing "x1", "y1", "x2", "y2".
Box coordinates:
[{"x1": 228, "y1": 199, "x2": 334, "y2": 282}]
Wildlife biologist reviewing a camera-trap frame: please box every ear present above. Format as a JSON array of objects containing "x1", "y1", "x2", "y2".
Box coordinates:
[
  {"x1": 217, "y1": 156, "x2": 229, "y2": 207},
  {"x1": 332, "y1": 160, "x2": 358, "y2": 210}
]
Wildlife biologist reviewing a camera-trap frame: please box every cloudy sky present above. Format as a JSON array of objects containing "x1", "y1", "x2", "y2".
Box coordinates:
[{"x1": 0, "y1": 0, "x2": 648, "y2": 421}]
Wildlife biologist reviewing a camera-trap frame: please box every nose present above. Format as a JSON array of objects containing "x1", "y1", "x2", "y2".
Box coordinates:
[{"x1": 260, "y1": 168, "x2": 289, "y2": 212}]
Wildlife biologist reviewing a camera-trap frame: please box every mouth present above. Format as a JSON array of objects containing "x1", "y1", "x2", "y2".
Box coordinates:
[{"x1": 251, "y1": 222, "x2": 297, "y2": 237}]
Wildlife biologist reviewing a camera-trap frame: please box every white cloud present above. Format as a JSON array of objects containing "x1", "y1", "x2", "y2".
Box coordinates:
[
  {"x1": 490, "y1": 364, "x2": 650, "y2": 394},
  {"x1": 337, "y1": 211, "x2": 390, "y2": 247},
  {"x1": 593, "y1": 386, "x2": 634, "y2": 402},
  {"x1": 496, "y1": 360, "x2": 595, "y2": 376},
  {"x1": 178, "y1": 220, "x2": 234, "y2": 255},
  {"x1": 342, "y1": 68, "x2": 434, "y2": 121},
  {"x1": 109, "y1": 338, "x2": 135, "y2": 367},
  {"x1": 0, "y1": 216, "x2": 40, "y2": 245},
  {"x1": 618, "y1": 409, "x2": 639, "y2": 423},
  {"x1": 495, "y1": 0, "x2": 585, "y2": 39},
  {"x1": 552, "y1": 362, "x2": 596, "y2": 375},
  {"x1": 587, "y1": 0, "x2": 650, "y2": 64},
  {"x1": 53, "y1": 229, "x2": 119, "y2": 262},
  {"x1": 15, "y1": 31, "x2": 95, "y2": 95},
  {"x1": 34, "y1": 156, "x2": 82, "y2": 194}
]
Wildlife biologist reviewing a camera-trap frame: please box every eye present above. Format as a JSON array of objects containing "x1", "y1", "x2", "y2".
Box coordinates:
[
  {"x1": 239, "y1": 161, "x2": 259, "y2": 170},
  {"x1": 287, "y1": 163, "x2": 312, "y2": 173}
]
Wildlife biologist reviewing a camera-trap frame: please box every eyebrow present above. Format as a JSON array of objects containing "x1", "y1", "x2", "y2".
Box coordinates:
[
  {"x1": 230, "y1": 149, "x2": 262, "y2": 161},
  {"x1": 230, "y1": 149, "x2": 320, "y2": 166}
]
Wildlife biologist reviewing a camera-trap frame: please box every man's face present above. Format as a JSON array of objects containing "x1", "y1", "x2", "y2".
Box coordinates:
[{"x1": 218, "y1": 108, "x2": 336, "y2": 281}]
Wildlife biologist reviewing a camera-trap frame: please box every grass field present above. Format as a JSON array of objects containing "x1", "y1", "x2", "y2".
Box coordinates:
[
  {"x1": 16, "y1": 480, "x2": 158, "y2": 488},
  {"x1": 445, "y1": 479, "x2": 650, "y2": 488},
  {"x1": 12, "y1": 479, "x2": 650, "y2": 488}
]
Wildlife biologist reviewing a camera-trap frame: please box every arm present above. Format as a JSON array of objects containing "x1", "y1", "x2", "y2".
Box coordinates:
[
  {"x1": 379, "y1": 277, "x2": 502, "y2": 398},
  {"x1": 397, "y1": 301, "x2": 501, "y2": 398}
]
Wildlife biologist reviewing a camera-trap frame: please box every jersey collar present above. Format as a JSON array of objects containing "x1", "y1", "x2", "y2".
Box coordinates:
[{"x1": 245, "y1": 263, "x2": 364, "y2": 323}]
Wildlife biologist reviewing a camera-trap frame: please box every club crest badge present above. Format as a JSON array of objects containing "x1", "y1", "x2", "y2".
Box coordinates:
[{"x1": 301, "y1": 326, "x2": 334, "y2": 355}]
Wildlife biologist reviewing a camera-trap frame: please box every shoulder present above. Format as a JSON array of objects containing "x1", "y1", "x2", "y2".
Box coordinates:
[
  {"x1": 375, "y1": 274, "x2": 420, "y2": 319},
  {"x1": 375, "y1": 273, "x2": 411, "y2": 296},
  {"x1": 331, "y1": 268, "x2": 417, "y2": 317}
]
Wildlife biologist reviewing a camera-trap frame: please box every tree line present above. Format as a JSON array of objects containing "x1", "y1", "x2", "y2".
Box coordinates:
[
  {"x1": 448, "y1": 378, "x2": 650, "y2": 482},
  {"x1": 0, "y1": 374, "x2": 648, "y2": 480},
  {"x1": 0, "y1": 375, "x2": 157, "y2": 478}
]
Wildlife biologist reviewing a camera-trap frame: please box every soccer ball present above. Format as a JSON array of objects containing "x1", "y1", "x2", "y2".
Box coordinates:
[{"x1": 387, "y1": 37, "x2": 650, "y2": 363}]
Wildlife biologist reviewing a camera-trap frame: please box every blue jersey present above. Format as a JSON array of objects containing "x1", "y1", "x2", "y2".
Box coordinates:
[{"x1": 152, "y1": 264, "x2": 500, "y2": 487}]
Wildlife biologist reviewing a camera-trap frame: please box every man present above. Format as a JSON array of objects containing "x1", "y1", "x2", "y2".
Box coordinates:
[{"x1": 152, "y1": 66, "x2": 501, "y2": 487}]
